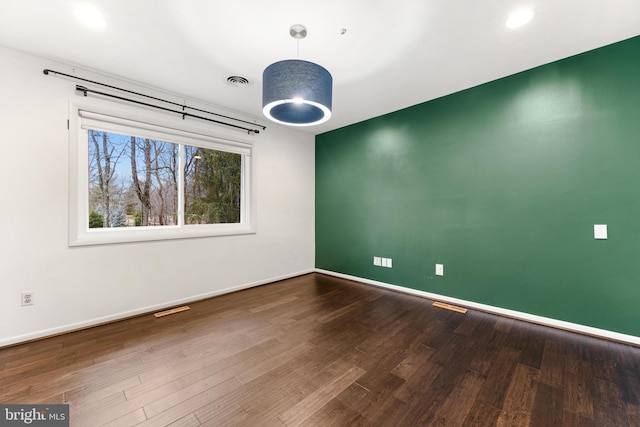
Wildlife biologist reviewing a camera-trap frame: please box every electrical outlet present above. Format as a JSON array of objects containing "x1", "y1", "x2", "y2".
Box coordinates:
[
  {"x1": 22, "y1": 291, "x2": 34, "y2": 306},
  {"x1": 594, "y1": 224, "x2": 607, "y2": 239},
  {"x1": 374, "y1": 256, "x2": 393, "y2": 268},
  {"x1": 435, "y1": 264, "x2": 444, "y2": 276}
]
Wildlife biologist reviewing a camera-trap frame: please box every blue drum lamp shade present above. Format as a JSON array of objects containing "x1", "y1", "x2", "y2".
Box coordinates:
[{"x1": 262, "y1": 59, "x2": 333, "y2": 126}]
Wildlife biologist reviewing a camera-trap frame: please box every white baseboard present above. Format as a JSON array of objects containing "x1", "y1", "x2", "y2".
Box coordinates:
[
  {"x1": 315, "y1": 268, "x2": 640, "y2": 347},
  {"x1": 0, "y1": 269, "x2": 315, "y2": 348}
]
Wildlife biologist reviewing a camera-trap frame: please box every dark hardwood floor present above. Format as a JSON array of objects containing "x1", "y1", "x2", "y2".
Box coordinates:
[{"x1": 1, "y1": 273, "x2": 639, "y2": 426}]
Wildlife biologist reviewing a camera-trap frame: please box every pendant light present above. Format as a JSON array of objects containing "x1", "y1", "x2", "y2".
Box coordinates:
[{"x1": 262, "y1": 25, "x2": 333, "y2": 126}]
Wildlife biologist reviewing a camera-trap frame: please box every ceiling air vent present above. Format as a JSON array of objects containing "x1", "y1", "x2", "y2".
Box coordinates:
[{"x1": 227, "y1": 75, "x2": 250, "y2": 87}]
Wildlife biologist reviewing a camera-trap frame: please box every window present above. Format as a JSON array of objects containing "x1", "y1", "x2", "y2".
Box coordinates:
[{"x1": 69, "y1": 103, "x2": 255, "y2": 246}]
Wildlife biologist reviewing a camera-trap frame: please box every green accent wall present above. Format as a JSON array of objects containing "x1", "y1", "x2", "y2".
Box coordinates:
[{"x1": 316, "y1": 36, "x2": 640, "y2": 337}]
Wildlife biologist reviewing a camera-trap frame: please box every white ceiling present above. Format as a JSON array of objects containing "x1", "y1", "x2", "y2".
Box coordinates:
[{"x1": 1, "y1": 0, "x2": 639, "y2": 135}]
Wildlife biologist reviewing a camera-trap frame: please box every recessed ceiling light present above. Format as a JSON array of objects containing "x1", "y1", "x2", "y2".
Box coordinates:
[
  {"x1": 506, "y1": 9, "x2": 534, "y2": 29},
  {"x1": 74, "y1": 4, "x2": 107, "y2": 29}
]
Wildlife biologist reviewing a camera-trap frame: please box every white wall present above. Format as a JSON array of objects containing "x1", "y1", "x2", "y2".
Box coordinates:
[{"x1": 0, "y1": 46, "x2": 315, "y2": 346}]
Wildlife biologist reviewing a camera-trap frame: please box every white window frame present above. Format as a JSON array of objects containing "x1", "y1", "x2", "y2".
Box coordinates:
[{"x1": 68, "y1": 99, "x2": 256, "y2": 246}]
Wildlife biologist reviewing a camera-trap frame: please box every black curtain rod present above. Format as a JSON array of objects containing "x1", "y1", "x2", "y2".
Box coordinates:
[
  {"x1": 75, "y1": 85, "x2": 260, "y2": 134},
  {"x1": 43, "y1": 68, "x2": 265, "y2": 134}
]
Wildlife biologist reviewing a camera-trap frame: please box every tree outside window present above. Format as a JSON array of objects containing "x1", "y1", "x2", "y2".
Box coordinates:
[{"x1": 88, "y1": 130, "x2": 241, "y2": 229}]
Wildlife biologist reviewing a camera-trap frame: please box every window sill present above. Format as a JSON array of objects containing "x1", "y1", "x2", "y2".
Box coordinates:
[{"x1": 69, "y1": 223, "x2": 256, "y2": 247}]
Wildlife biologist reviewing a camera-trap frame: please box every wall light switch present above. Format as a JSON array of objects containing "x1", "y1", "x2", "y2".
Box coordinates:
[
  {"x1": 435, "y1": 264, "x2": 444, "y2": 276},
  {"x1": 381, "y1": 258, "x2": 389, "y2": 268},
  {"x1": 374, "y1": 256, "x2": 382, "y2": 266},
  {"x1": 594, "y1": 224, "x2": 608, "y2": 240}
]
